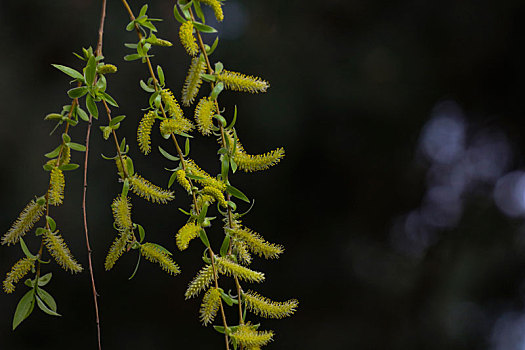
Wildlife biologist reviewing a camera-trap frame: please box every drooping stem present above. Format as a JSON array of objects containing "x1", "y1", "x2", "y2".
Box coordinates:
[{"x1": 81, "y1": 0, "x2": 108, "y2": 349}]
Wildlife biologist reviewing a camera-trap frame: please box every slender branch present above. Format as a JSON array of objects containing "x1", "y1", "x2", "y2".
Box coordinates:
[{"x1": 81, "y1": 1, "x2": 107, "y2": 349}]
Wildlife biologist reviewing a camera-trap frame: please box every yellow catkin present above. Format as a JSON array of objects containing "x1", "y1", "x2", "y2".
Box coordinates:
[
  {"x1": 97, "y1": 64, "x2": 118, "y2": 74},
  {"x1": 194, "y1": 97, "x2": 215, "y2": 135},
  {"x1": 160, "y1": 89, "x2": 184, "y2": 119},
  {"x1": 3, "y1": 257, "x2": 35, "y2": 294},
  {"x1": 185, "y1": 159, "x2": 226, "y2": 191},
  {"x1": 179, "y1": 21, "x2": 198, "y2": 56},
  {"x1": 48, "y1": 168, "x2": 65, "y2": 206},
  {"x1": 243, "y1": 291, "x2": 298, "y2": 319},
  {"x1": 230, "y1": 325, "x2": 274, "y2": 348},
  {"x1": 176, "y1": 170, "x2": 192, "y2": 193},
  {"x1": 224, "y1": 129, "x2": 285, "y2": 172},
  {"x1": 232, "y1": 239, "x2": 252, "y2": 265},
  {"x1": 2, "y1": 199, "x2": 45, "y2": 245},
  {"x1": 112, "y1": 196, "x2": 132, "y2": 231},
  {"x1": 196, "y1": 194, "x2": 216, "y2": 209},
  {"x1": 115, "y1": 155, "x2": 128, "y2": 179},
  {"x1": 198, "y1": 0, "x2": 224, "y2": 21},
  {"x1": 43, "y1": 230, "x2": 83, "y2": 273},
  {"x1": 149, "y1": 37, "x2": 173, "y2": 47},
  {"x1": 137, "y1": 111, "x2": 156, "y2": 155},
  {"x1": 140, "y1": 243, "x2": 180, "y2": 275},
  {"x1": 229, "y1": 227, "x2": 283, "y2": 259},
  {"x1": 176, "y1": 222, "x2": 201, "y2": 251},
  {"x1": 159, "y1": 118, "x2": 195, "y2": 137},
  {"x1": 216, "y1": 70, "x2": 269, "y2": 93},
  {"x1": 105, "y1": 230, "x2": 132, "y2": 270},
  {"x1": 215, "y1": 256, "x2": 264, "y2": 283},
  {"x1": 185, "y1": 264, "x2": 215, "y2": 299},
  {"x1": 200, "y1": 287, "x2": 221, "y2": 325},
  {"x1": 201, "y1": 186, "x2": 227, "y2": 208},
  {"x1": 182, "y1": 57, "x2": 206, "y2": 106},
  {"x1": 129, "y1": 174, "x2": 174, "y2": 204}
]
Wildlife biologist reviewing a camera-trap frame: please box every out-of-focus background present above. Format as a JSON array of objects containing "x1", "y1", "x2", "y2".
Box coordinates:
[{"x1": 1, "y1": 0, "x2": 525, "y2": 349}]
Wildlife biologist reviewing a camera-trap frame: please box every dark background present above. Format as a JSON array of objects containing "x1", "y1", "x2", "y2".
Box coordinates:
[{"x1": 1, "y1": 0, "x2": 525, "y2": 349}]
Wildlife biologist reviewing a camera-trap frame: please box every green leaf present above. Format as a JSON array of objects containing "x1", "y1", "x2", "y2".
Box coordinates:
[
  {"x1": 62, "y1": 133, "x2": 71, "y2": 143},
  {"x1": 24, "y1": 279, "x2": 34, "y2": 288},
  {"x1": 85, "y1": 55, "x2": 97, "y2": 87},
  {"x1": 44, "y1": 146, "x2": 61, "y2": 159},
  {"x1": 226, "y1": 105, "x2": 237, "y2": 130},
  {"x1": 226, "y1": 185, "x2": 250, "y2": 203},
  {"x1": 77, "y1": 107, "x2": 89, "y2": 122},
  {"x1": 51, "y1": 64, "x2": 84, "y2": 81},
  {"x1": 230, "y1": 158, "x2": 237, "y2": 173},
  {"x1": 67, "y1": 86, "x2": 88, "y2": 99},
  {"x1": 184, "y1": 138, "x2": 190, "y2": 157},
  {"x1": 220, "y1": 289, "x2": 236, "y2": 306},
  {"x1": 197, "y1": 204, "x2": 209, "y2": 225},
  {"x1": 137, "y1": 224, "x2": 145, "y2": 243},
  {"x1": 36, "y1": 287, "x2": 58, "y2": 312},
  {"x1": 99, "y1": 91, "x2": 119, "y2": 107},
  {"x1": 120, "y1": 138, "x2": 127, "y2": 152},
  {"x1": 19, "y1": 238, "x2": 35, "y2": 259},
  {"x1": 13, "y1": 289, "x2": 35, "y2": 330},
  {"x1": 214, "y1": 62, "x2": 224, "y2": 74},
  {"x1": 124, "y1": 43, "x2": 138, "y2": 49},
  {"x1": 158, "y1": 146, "x2": 179, "y2": 161},
  {"x1": 44, "y1": 113, "x2": 63, "y2": 121},
  {"x1": 192, "y1": 21, "x2": 217, "y2": 33},
  {"x1": 86, "y1": 94, "x2": 98, "y2": 119},
  {"x1": 59, "y1": 163, "x2": 79, "y2": 171},
  {"x1": 214, "y1": 114, "x2": 227, "y2": 127},
  {"x1": 199, "y1": 229, "x2": 210, "y2": 248},
  {"x1": 122, "y1": 178, "x2": 129, "y2": 198},
  {"x1": 139, "y1": 4, "x2": 148, "y2": 17},
  {"x1": 124, "y1": 156, "x2": 134, "y2": 176},
  {"x1": 124, "y1": 54, "x2": 141, "y2": 61},
  {"x1": 168, "y1": 171, "x2": 177, "y2": 189},
  {"x1": 221, "y1": 155, "x2": 230, "y2": 182},
  {"x1": 173, "y1": 4, "x2": 186, "y2": 24},
  {"x1": 46, "y1": 216, "x2": 56, "y2": 232},
  {"x1": 66, "y1": 142, "x2": 87, "y2": 152},
  {"x1": 157, "y1": 65, "x2": 165, "y2": 86},
  {"x1": 37, "y1": 273, "x2": 52, "y2": 287},
  {"x1": 210, "y1": 82, "x2": 224, "y2": 100},
  {"x1": 126, "y1": 21, "x2": 136, "y2": 31},
  {"x1": 36, "y1": 295, "x2": 60, "y2": 316},
  {"x1": 220, "y1": 235, "x2": 230, "y2": 258},
  {"x1": 178, "y1": 208, "x2": 191, "y2": 215},
  {"x1": 185, "y1": 173, "x2": 205, "y2": 181},
  {"x1": 207, "y1": 37, "x2": 219, "y2": 56},
  {"x1": 227, "y1": 201, "x2": 237, "y2": 211},
  {"x1": 149, "y1": 91, "x2": 160, "y2": 109},
  {"x1": 140, "y1": 80, "x2": 155, "y2": 93},
  {"x1": 35, "y1": 227, "x2": 47, "y2": 236},
  {"x1": 110, "y1": 115, "x2": 126, "y2": 127},
  {"x1": 193, "y1": 1, "x2": 205, "y2": 23},
  {"x1": 149, "y1": 243, "x2": 173, "y2": 256},
  {"x1": 213, "y1": 325, "x2": 226, "y2": 334},
  {"x1": 65, "y1": 118, "x2": 78, "y2": 126},
  {"x1": 201, "y1": 73, "x2": 216, "y2": 82},
  {"x1": 96, "y1": 74, "x2": 107, "y2": 92},
  {"x1": 128, "y1": 252, "x2": 142, "y2": 280}
]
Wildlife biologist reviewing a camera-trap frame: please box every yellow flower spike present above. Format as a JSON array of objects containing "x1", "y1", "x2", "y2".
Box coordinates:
[
  {"x1": 229, "y1": 227, "x2": 283, "y2": 259},
  {"x1": 182, "y1": 57, "x2": 206, "y2": 106},
  {"x1": 232, "y1": 239, "x2": 252, "y2": 265},
  {"x1": 230, "y1": 325, "x2": 274, "y2": 348},
  {"x1": 176, "y1": 169, "x2": 192, "y2": 193},
  {"x1": 2, "y1": 199, "x2": 45, "y2": 246},
  {"x1": 196, "y1": 194, "x2": 216, "y2": 209},
  {"x1": 243, "y1": 290, "x2": 298, "y2": 319},
  {"x1": 140, "y1": 243, "x2": 180, "y2": 275},
  {"x1": 3, "y1": 257, "x2": 35, "y2": 294},
  {"x1": 185, "y1": 264, "x2": 215, "y2": 299},
  {"x1": 199, "y1": 287, "x2": 221, "y2": 325},
  {"x1": 185, "y1": 159, "x2": 226, "y2": 191},
  {"x1": 215, "y1": 256, "x2": 265, "y2": 283},
  {"x1": 111, "y1": 196, "x2": 133, "y2": 231},
  {"x1": 223, "y1": 129, "x2": 285, "y2": 172},
  {"x1": 201, "y1": 186, "x2": 227, "y2": 208},
  {"x1": 59, "y1": 145, "x2": 70, "y2": 166},
  {"x1": 48, "y1": 167, "x2": 65, "y2": 206},
  {"x1": 176, "y1": 222, "x2": 201, "y2": 251},
  {"x1": 159, "y1": 118, "x2": 195, "y2": 137},
  {"x1": 43, "y1": 230, "x2": 83, "y2": 273},
  {"x1": 216, "y1": 70, "x2": 269, "y2": 93},
  {"x1": 194, "y1": 97, "x2": 216, "y2": 135},
  {"x1": 179, "y1": 21, "x2": 198, "y2": 56},
  {"x1": 129, "y1": 174, "x2": 174, "y2": 204},
  {"x1": 97, "y1": 64, "x2": 118, "y2": 74},
  {"x1": 137, "y1": 111, "x2": 156, "y2": 155},
  {"x1": 105, "y1": 230, "x2": 132, "y2": 270},
  {"x1": 198, "y1": 0, "x2": 224, "y2": 22},
  {"x1": 115, "y1": 155, "x2": 128, "y2": 179},
  {"x1": 160, "y1": 89, "x2": 184, "y2": 119},
  {"x1": 149, "y1": 37, "x2": 173, "y2": 47}
]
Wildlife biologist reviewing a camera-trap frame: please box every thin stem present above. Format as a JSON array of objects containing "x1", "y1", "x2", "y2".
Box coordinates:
[{"x1": 81, "y1": 1, "x2": 107, "y2": 349}]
